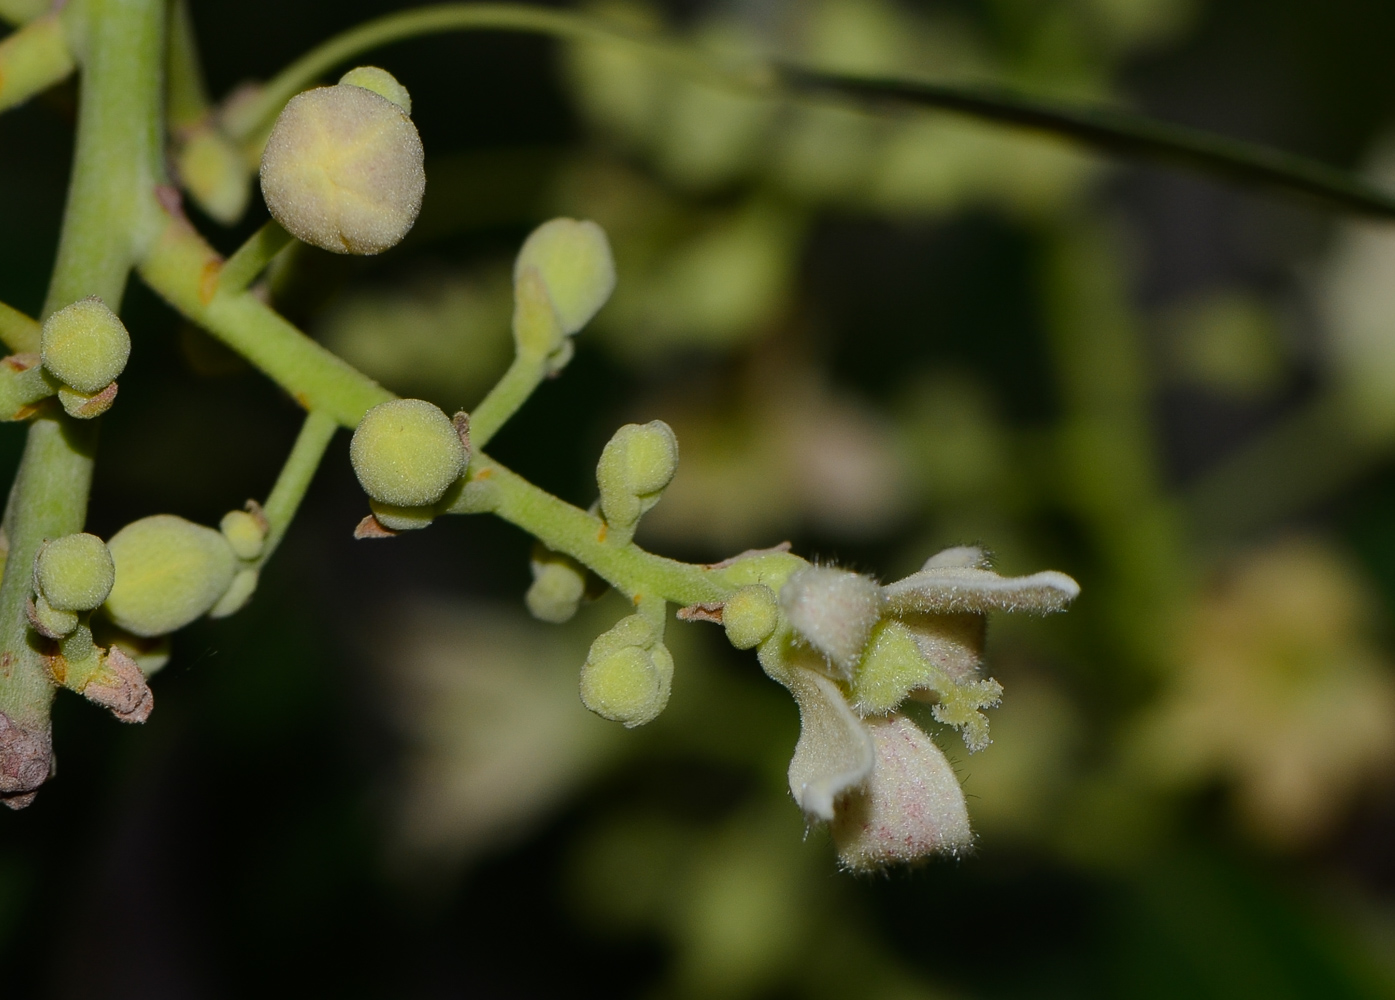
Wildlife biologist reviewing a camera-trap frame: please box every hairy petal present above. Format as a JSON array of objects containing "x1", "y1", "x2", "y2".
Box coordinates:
[
  {"x1": 883, "y1": 554, "x2": 1080, "y2": 615},
  {"x1": 832, "y1": 713, "x2": 972, "y2": 870},
  {"x1": 785, "y1": 662, "x2": 875, "y2": 821}
]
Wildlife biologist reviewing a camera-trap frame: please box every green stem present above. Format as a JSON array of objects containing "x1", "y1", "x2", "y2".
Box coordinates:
[
  {"x1": 138, "y1": 212, "x2": 393, "y2": 426},
  {"x1": 219, "y1": 220, "x2": 293, "y2": 296},
  {"x1": 0, "y1": 0, "x2": 45, "y2": 27},
  {"x1": 165, "y1": 0, "x2": 210, "y2": 131},
  {"x1": 0, "y1": 11, "x2": 77, "y2": 115},
  {"x1": 460, "y1": 452, "x2": 727, "y2": 607},
  {"x1": 226, "y1": 3, "x2": 1395, "y2": 221},
  {"x1": 259, "y1": 409, "x2": 337, "y2": 562},
  {"x1": 222, "y1": 3, "x2": 734, "y2": 142},
  {"x1": 469, "y1": 356, "x2": 545, "y2": 449},
  {"x1": 0, "y1": 299, "x2": 40, "y2": 354}
]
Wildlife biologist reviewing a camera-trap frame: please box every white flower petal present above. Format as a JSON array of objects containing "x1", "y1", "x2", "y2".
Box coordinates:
[
  {"x1": 883, "y1": 566, "x2": 1080, "y2": 615},
  {"x1": 785, "y1": 663, "x2": 875, "y2": 821},
  {"x1": 780, "y1": 565, "x2": 884, "y2": 676},
  {"x1": 831, "y1": 713, "x2": 972, "y2": 870}
]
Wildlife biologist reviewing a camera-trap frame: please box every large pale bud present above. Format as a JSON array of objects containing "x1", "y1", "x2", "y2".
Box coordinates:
[
  {"x1": 259, "y1": 68, "x2": 425, "y2": 255},
  {"x1": 350, "y1": 399, "x2": 467, "y2": 508},
  {"x1": 103, "y1": 515, "x2": 237, "y2": 637},
  {"x1": 514, "y1": 218, "x2": 616, "y2": 335}
]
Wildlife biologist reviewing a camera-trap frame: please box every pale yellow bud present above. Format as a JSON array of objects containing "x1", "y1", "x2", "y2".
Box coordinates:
[
  {"x1": 104, "y1": 515, "x2": 237, "y2": 637},
  {"x1": 35, "y1": 532, "x2": 115, "y2": 612},
  {"x1": 596, "y1": 420, "x2": 678, "y2": 539},
  {"x1": 514, "y1": 218, "x2": 616, "y2": 335},
  {"x1": 350, "y1": 399, "x2": 467, "y2": 507},
  {"x1": 219, "y1": 509, "x2": 267, "y2": 561},
  {"x1": 338, "y1": 66, "x2": 411, "y2": 114},
  {"x1": 259, "y1": 82, "x2": 425, "y2": 255},
  {"x1": 40, "y1": 297, "x2": 130, "y2": 394},
  {"x1": 722, "y1": 584, "x2": 778, "y2": 649}
]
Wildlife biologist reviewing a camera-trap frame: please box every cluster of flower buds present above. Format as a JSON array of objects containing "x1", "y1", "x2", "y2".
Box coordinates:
[
  {"x1": 595, "y1": 420, "x2": 679, "y2": 547},
  {"x1": 350, "y1": 398, "x2": 470, "y2": 532},
  {"x1": 259, "y1": 66, "x2": 425, "y2": 255},
  {"x1": 579, "y1": 610, "x2": 674, "y2": 727},
  {"x1": 39, "y1": 297, "x2": 130, "y2": 418},
  {"x1": 28, "y1": 532, "x2": 151, "y2": 723}
]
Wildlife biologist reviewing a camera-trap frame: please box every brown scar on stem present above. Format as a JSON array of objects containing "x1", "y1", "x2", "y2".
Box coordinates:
[
  {"x1": 452, "y1": 411, "x2": 472, "y2": 460},
  {"x1": 353, "y1": 514, "x2": 397, "y2": 539},
  {"x1": 677, "y1": 603, "x2": 725, "y2": 624},
  {"x1": 3, "y1": 353, "x2": 39, "y2": 371},
  {"x1": 243, "y1": 498, "x2": 270, "y2": 532},
  {"x1": 702, "y1": 542, "x2": 793, "y2": 570}
]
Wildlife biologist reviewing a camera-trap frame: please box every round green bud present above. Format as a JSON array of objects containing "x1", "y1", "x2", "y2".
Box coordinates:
[
  {"x1": 597, "y1": 420, "x2": 679, "y2": 533},
  {"x1": 350, "y1": 399, "x2": 467, "y2": 507},
  {"x1": 525, "y1": 551, "x2": 587, "y2": 624},
  {"x1": 28, "y1": 594, "x2": 77, "y2": 639},
  {"x1": 40, "y1": 297, "x2": 131, "y2": 394},
  {"x1": 723, "y1": 584, "x2": 779, "y2": 650},
  {"x1": 260, "y1": 83, "x2": 425, "y2": 255},
  {"x1": 368, "y1": 498, "x2": 435, "y2": 532},
  {"x1": 104, "y1": 515, "x2": 237, "y2": 637},
  {"x1": 35, "y1": 533, "x2": 115, "y2": 612},
  {"x1": 219, "y1": 510, "x2": 267, "y2": 560},
  {"x1": 580, "y1": 641, "x2": 673, "y2": 728},
  {"x1": 339, "y1": 66, "x2": 411, "y2": 114},
  {"x1": 514, "y1": 218, "x2": 616, "y2": 335}
]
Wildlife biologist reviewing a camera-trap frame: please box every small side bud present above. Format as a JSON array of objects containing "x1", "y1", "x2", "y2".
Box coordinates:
[
  {"x1": 525, "y1": 547, "x2": 587, "y2": 624},
  {"x1": 57, "y1": 381, "x2": 118, "y2": 419},
  {"x1": 350, "y1": 399, "x2": 467, "y2": 508},
  {"x1": 338, "y1": 66, "x2": 411, "y2": 114},
  {"x1": 596, "y1": 420, "x2": 679, "y2": 540},
  {"x1": 723, "y1": 584, "x2": 779, "y2": 649},
  {"x1": 176, "y1": 126, "x2": 251, "y2": 225},
  {"x1": 208, "y1": 567, "x2": 259, "y2": 619},
  {"x1": 40, "y1": 297, "x2": 130, "y2": 394},
  {"x1": 34, "y1": 532, "x2": 115, "y2": 611},
  {"x1": 514, "y1": 218, "x2": 616, "y2": 335},
  {"x1": 103, "y1": 514, "x2": 237, "y2": 637},
  {"x1": 779, "y1": 565, "x2": 884, "y2": 678},
  {"x1": 26, "y1": 594, "x2": 77, "y2": 639},
  {"x1": 219, "y1": 509, "x2": 267, "y2": 560},
  {"x1": 259, "y1": 81, "x2": 425, "y2": 255},
  {"x1": 579, "y1": 613, "x2": 672, "y2": 726}
]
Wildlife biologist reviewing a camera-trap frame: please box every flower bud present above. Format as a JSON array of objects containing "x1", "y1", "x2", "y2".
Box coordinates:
[
  {"x1": 339, "y1": 66, "x2": 411, "y2": 113},
  {"x1": 723, "y1": 584, "x2": 779, "y2": 649},
  {"x1": 40, "y1": 297, "x2": 130, "y2": 394},
  {"x1": 350, "y1": 399, "x2": 467, "y2": 507},
  {"x1": 103, "y1": 514, "x2": 237, "y2": 637},
  {"x1": 579, "y1": 613, "x2": 672, "y2": 726},
  {"x1": 27, "y1": 594, "x2": 77, "y2": 639},
  {"x1": 219, "y1": 509, "x2": 267, "y2": 561},
  {"x1": 512, "y1": 267, "x2": 566, "y2": 363},
  {"x1": 525, "y1": 548, "x2": 587, "y2": 624},
  {"x1": 176, "y1": 126, "x2": 251, "y2": 225},
  {"x1": 514, "y1": 218, "x2": 616, "y2": 335},
  {"x1": 209, "y1": 567, "x2": 258, "y2": 619},
  {"x1": 259, "y1": 76, "x2": 425, "y2": 255},
  {"x1": 779, "y1": 565, "x2": 883, "y2": 677},
  {"x1": 34, "y1": 532, "x2": 114, "y2": 612},
  {"x1": 596, "y1": 420, "x2": 678, "y2": 538}
]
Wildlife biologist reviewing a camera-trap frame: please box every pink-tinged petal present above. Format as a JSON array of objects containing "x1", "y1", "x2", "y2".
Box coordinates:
[
  {"x1": 832, "y1": 713, "x2": 971, "y2": 870},
  {"x1": 785, "y1": 663, "x2": 875, "y2": 821},
  {"x1": 779, "y1": 565, "x2": 884, "y2": 677}
]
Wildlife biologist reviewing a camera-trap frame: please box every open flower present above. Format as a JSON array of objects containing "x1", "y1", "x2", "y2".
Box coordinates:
[{"x1": 752, "y1": 546, "x2": 1078, "y2": 869}]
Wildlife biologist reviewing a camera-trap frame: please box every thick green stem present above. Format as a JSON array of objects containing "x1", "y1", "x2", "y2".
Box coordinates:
[
  {"x1": 0, "y1": 299, "x2": 40, "y2": 354},
  {"x1": 259, "y1": 409, "x2": 337, "y2": 562},
  {"x1": 138, "y1": 212, "x2": 392, "y2": 425}
]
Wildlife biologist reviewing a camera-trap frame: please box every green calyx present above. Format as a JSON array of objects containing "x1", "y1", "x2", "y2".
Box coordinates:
[
  {"x1": 514, "y1": 218, "x2": 616, "y2": 336},
  {"x1": 259, "y1": 81, "x2": 425, "y2": 255},
  {"x1": 350, "y1": 399, "x2": 468, "y2": 508},
  {"x1": 34, "y1": 532, "x2": 115, "y2": 612},
  {"x1": 103, "y1": 514, "x2": 238, "y2": 637},
  {"x1": 339, "y1": 65, "x2": 411, "y2": 114},
  {"x1": 40, "y1": 296, "x2": 131, "y2": 394},
  {"x1": 579, "y1": 613, "x2": 673, "y2": 727},
  {"x1": 596, "y1": 420, "x2": 679, "y2": 542}
]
